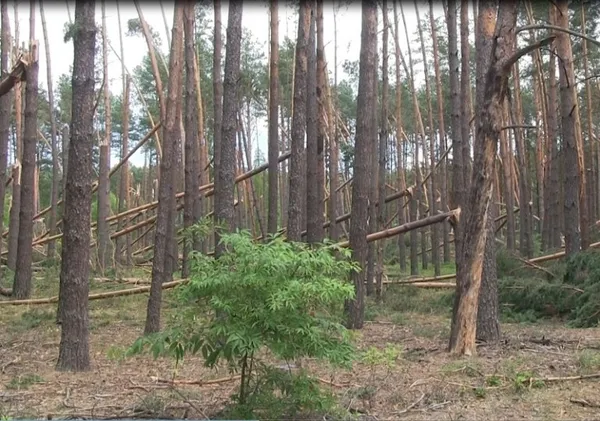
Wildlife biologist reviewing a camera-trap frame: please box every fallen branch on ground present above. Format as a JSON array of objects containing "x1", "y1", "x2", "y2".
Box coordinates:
[
  {"x1": 569, "y1": 397, "x2": 600, "y2": 408},
  {"x1": 531, "y1": 372, "x2": 600, "y2": 382},
  {"x1": 0, "y1": 279, "x2": 188, "y2": 306},
  {"x1": 394, "y1": 392, "x2": 425, "y2": 414},
  {"x1": 153, "y1": 375, "x2": 240, "y2": 386}
]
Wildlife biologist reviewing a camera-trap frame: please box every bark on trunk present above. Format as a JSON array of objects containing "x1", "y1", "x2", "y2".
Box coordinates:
[
  {"x1": 376, "y1": 0, "x2": 389, "y2": 299},
  {"x1": 39, "y1": 0, "x2": 58, "y2": 261},
  {"x1": 12, "y1": 1, "x2": 38, "y2": 300},
  {"x1": 56, "y1": 0, "x2": 95, "y2": 371},
  {"x1": 556, "y1": 0, "x2": 581, "y2": 256},
  {"x1": 0, "y1": 0, "x2": 11, "y2": 263},
  {"x1": 460, "y1": 0, "x2": 472, "y2": 185},
  {"x1": 450, "y1": 2, "x2": 521, "y2": 355},
  {"x1": 446, "y1": 0, "x2": 464, "y2": 268},
  {"x1": 430, "y1": 0, "x2": 450, "y2": 264},
  {"x1": 287, "y1": 1, "x2": 310, "y2": 242},
  {"x1": 345, "y1": 0, "x2": 377, "y2": 330},
  {"x1": 474, "y1": 0, "x2": 500, "y2": 344},
  {"x1": 399, "y1": 2, "x2": 424, "y2": 275},
  {"x1": 213, "y1": 0, "x2": 223, "y2": 176},
  {"x1": 393, "y1": 2, "x2": 407, "y2": 272},
  {"x1": 267, "y1": 0, "x2": 279, "y2": 235},
  {"x1": 214, "y1": 1, "x2": 243, "y2": 256},
  {"x1": 97, "y1": 0, "x2": 113, "y2": 273},
  {"x1": 415, "y1": 0, "x2": 439, "y2": 276},
  {"x1": 117, "y1": 3, "x2": 131, "y2": 266},
  {"x1": 144, "y1": 3, "x2": 184, "y2": 334},
  {"x1": 511, "y1": 62, "x2": 533, "y2": 258},
  {"x1": 500, "y1": 108, "x2": 515, "y2": 250},
  {"x1": 182, "y1": 3, "x2": 200, "y2": 278},
  {"x1": 328, "y1": 3, "x2": 339, "y2": 243},
  {"x1": 117, "y1": 77, "x2": 131, "y2": 265},
  {"x1": 7, "y1": 82, "x2": 22, "y2": 271},
  {"x1": 306, "y1": 4, "x2": 324, "y2": 244},
  {"x1": 545, "y1": 6, "x2": 562, "y2": 250}
]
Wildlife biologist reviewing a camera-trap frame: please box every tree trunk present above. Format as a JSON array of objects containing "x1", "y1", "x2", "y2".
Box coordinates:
[
  {"x1": 193, "y1": 35, "x2": 207, "y2": 254},
  {"x1": 460, "y1": 0, "x2": 473, "y2": 183},
  {"x1": 415, "y1": 0, "x2": 439, "y2": 276},
  {"x1": 511, "y1": 62, "x2": 533, "y2": 258},
  {"x1": 214, "y1": 1, "x2": 242, "y2": 257},
  {"x1": 287, "y1": 1, "x2": 310, "y2": 242},
  {"x1": 134, "y1": 0, "x2": 165, "y2": 122},
  {"x1": 39, "y1": 0, "x2": 58, "y2": 262},
  {"x1": 116, "y1": 3, "x2": 131, "y2": 266},
  {"x1": 393, "y1": 2, "x2": 406, "y2": 272},
  {"x1": 0, "y1": 0, "x2": 11, "y2": 264},
  {"x1": 7, "y1": 96, "x2": 22, "y2": 271},
  {"x1": 446, "y1": 0, "x2": 464, "y2": 271},
  {"x1": 144, "y1": 3, "x2": 184, "y2": 335},
  {"x1": 399, "y1": 2, "x2": 424, "y2": 275},
  {"x1": 7, "y1": 1, "x2": 20, "y2": 273},
  {"x1": 213, "y1": 0, "x2": 223, "y2": 176},
  {"x1": 328, "y1": 2, "x2": 339, "y2": 243},
  {"x1": 556, "y1": 0, "x2": 581, "y2": 256},
  {"x1": 306, "y1": 4, "x2": 324, "y2": 244},
  {"x1": 449, "y1": 2, "x2": 521, "y2": 355},
  {"x1": 62, "y1": 125, "x2": 69, "y2": 199},
  {"x1": 500, "y1": 107, "x2": 515, "y2": 250},
  {"x1": 56, "y1": 0, "x2": 95, "y2": 372},
  {"x1": 544, "y1": 6, "x2": 561, "y2": 250},
  {"x1": 581, "y1": 5, "x2": 596, "y2": 229},
  {"x1": 430, "y1": 0, "x2": 450, "y2": 264},
  {"x1": 12, "y1": 0, "x2": 38, "y2": 299},
  {"x1": 117, "y1": 78, "x2": 131, "y2": 265},
  {"x1": 474, "y1": 0, "x2": 500, "y2": 344},
  {"x1": 182, "y1": 2, "x2": 200, "y2": 278},
  {"x1": 267, "y1": 0, "x2": 279, "y2": 235},
  {"x1": 97, "y1": 0, "x2": 113, "y2": 274},
  {"x1": 345, "y1": 0, "x2": 376, "y2": 330},
  {"x1": 376, "y1": 0, "x2": 389, "y2": 300}
]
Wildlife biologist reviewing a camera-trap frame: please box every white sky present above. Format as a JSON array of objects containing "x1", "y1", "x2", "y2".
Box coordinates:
[{"x1": 9, "y1": 1, "x2": 436, "y2": 168}]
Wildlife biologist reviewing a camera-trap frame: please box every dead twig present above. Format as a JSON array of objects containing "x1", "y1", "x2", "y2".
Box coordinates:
[
  {"x1": 394, "y1": 392, "x2": 425, "y2": 414},
  {"x1": 152, "y1": 375, "x2": 240, "y2": 386},
  {"x1": 1, "y1": 357, "x2": 19, "y2": 373},
  {"x1": 569, "y1": 397, "x2": 600, "y2": 408},
  {"x1": 315, "y1": 377, "x2": 351, "y2": 388},
  {"x1": 532, "y1": 372, "x2": 600, "y2": 382},
  {"x1": 168, "y1": 386, "x2": 209, "y2": 419}
]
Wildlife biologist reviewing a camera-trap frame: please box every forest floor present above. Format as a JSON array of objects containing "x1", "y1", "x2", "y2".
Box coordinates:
[{"x1": 1, "y1": 266, "x2": 600, "y2": 420}]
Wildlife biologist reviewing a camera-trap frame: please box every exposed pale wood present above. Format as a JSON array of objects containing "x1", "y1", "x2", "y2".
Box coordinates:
[{"x1": 0, "y1": 54, "x2": 26, "y2": 98}]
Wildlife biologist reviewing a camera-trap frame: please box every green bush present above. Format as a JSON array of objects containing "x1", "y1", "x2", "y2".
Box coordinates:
[{"x1": 130, "y1": 230, "x2": 359, "y2": 418}]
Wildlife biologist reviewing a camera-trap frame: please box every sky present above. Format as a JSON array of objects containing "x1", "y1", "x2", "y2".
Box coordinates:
[{"x1": 8, "y1": 1, "x2": 439, "y2": 168}]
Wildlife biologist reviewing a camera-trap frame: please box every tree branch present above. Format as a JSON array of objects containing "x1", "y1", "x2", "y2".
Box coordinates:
[
  {"x1": 502, "y1": 36, "x2": 556, "y2": 74},
  {"x1": 517, "y1": 24, "x2": 600, "y2": 47}
]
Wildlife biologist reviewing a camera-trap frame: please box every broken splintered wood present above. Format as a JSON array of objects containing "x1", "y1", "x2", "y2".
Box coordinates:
[
  {"x1": 0, "y1": 55, "x2": 27, "y2": 98},
  {"x1": 337, "y1": 208, "x2": 460, "y2": 248}
]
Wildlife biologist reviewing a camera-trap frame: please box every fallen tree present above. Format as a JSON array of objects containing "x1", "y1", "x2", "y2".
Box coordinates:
[{"x1": 1, "y1": 207, "x2": 461, "y2": 305}]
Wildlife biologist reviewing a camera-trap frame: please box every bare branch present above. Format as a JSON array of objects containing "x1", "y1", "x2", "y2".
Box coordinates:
[
  {"x1": 502, "y1": 36, "x2": 556, "y2": 74},
  {"x1": 501, "y1": 125, "x2": 537, "y2": 130},
  {"x1": 517, "y1": 24, "x2": 600, "y2": 47}
]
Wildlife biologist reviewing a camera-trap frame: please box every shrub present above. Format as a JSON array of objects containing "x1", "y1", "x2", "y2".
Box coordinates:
[{"x1": 130, "y1": 230, "x2": 359, "y2": 418}]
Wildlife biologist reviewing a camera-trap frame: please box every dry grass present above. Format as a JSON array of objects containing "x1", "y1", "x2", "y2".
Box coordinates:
[{"x1": 1, "y1": 276, "x2": 600, "y2": 420}]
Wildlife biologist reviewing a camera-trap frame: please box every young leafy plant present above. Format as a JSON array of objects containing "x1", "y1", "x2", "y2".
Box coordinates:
[{"x1": 130, "y1": 229, "x2": 359, "y2": 416}]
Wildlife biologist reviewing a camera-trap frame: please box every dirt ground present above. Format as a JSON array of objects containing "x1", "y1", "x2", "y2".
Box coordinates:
[{"x1": 1, "y1": 279, "x2": 600, "y2": 420}]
